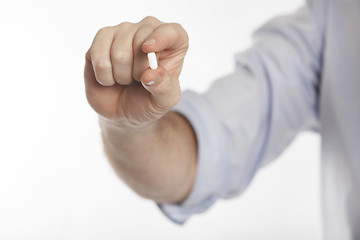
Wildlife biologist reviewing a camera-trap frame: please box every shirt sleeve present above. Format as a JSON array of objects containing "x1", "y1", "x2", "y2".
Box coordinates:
[{"x1": 158, "y1": 0, "x2": 325, "y2": 224}]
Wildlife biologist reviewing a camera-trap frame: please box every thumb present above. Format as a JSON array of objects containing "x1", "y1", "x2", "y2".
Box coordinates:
[{"x1": 141, "y1": 66, "x2": 181, "y2": 112}]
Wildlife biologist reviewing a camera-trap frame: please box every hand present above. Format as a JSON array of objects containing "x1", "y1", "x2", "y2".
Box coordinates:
[{"x1": 84, "y1": 16, "x2": 188, "y2": 128}]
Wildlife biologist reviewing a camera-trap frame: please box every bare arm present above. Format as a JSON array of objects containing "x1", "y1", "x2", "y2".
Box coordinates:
[
  {"x1": 100, "y1": 112, "x2": 197, "y2": 203},
  {"x1": 84, "y1": 17, "x2": 197, "y2": 203}
]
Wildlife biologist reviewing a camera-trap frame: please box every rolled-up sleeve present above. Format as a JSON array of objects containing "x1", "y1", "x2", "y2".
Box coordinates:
[{"x1": 159, "y1": 0, "x2": 324, "y2": 224}]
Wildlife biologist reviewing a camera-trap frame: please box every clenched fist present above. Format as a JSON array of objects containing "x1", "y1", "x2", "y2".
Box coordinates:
[{"x1": 84, "y1": 16, "x2": 189, "y2": 128}]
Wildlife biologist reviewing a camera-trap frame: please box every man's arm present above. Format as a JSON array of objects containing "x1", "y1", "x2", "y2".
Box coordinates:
[
  {"x1": 100, "y1": 112, "x2": 197, "y2": 203},
  {"x1": 84, "y1": 16, "x2": 196, "y2": 203},
  {"x1": 158, "y1": 0, "x2": 325, "y2": 224}
]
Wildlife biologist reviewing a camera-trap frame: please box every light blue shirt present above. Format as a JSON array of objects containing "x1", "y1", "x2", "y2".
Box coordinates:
[{"x1": 159, "y1": 0, "x2": 360, "y2": 239}]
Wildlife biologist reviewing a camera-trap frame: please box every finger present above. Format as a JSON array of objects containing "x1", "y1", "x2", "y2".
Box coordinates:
[
  {"x1": 89, "y1": 27, "x2": 116, "y2": 86},
  {"x1": 111, "y1": 23, "x2": 137, "y2": 85},
  {"x1": 132, "y1": 22, "x2": 161, "y2": 81},
  {"x1": 140, "y1": 66, "x2": 180, "y2": 112},
  {"x1": 84, "y1": 52, "x2": 122, "y2": 118},
  {"x1": 141, "y1": 23, "x2": 188, "y2": 53}
]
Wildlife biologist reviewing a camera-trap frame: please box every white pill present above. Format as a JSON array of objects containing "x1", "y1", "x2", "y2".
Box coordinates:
[{"x1": 147, "y1": 52, "x2": 158, "y2": 70}]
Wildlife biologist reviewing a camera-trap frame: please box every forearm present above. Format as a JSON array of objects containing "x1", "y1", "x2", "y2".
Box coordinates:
[{"x1": 100, "y1": 111, "x2": 197, "y2": 203}]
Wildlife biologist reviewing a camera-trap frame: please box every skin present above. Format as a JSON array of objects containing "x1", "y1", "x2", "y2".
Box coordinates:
[{"x1": 84, "y1": 16, "x2": 197, "y2": 203}]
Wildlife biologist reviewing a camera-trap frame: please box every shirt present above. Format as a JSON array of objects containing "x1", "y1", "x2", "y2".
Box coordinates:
[{"x1": 159, "y1": 0, "x2": 360, "y2": 239}]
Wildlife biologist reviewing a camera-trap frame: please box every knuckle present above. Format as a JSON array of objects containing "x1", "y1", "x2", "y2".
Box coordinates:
[
  {"x1": 141, "y1": 16, "x2": 159, "y2": 24},
  {"x1": 168, "y1": 23, "x2": 182, "y2": 32},
  {"x1": 112, "y1": 50, "x2": 132, "y2": 65},
  {"x1": 97, "y1": 26, "x2": 113, "y2": 36},
  {"x1": 170, "y1": 23, "x2": 187, "y2": 37},
  {"x1": 169, "y1": 23, "x2": 189, "y2": 48},
  {"x1": 93, "y1": 59, "x2": 112, "y2": 72},
  {"x1": 116, "y1": 21, "x2": 133, "y2": 30},
  {"x1": 170, "y1": 22, "x2": 182, "y2": 30},
  {"x1": 164, "y1": 23, "x2": 180, "y2": 39}
]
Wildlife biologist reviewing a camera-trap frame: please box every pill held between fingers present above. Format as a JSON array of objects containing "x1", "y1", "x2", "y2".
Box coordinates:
[{"x1": 147, "y1": 52, "x2": 158, "y2": 70}]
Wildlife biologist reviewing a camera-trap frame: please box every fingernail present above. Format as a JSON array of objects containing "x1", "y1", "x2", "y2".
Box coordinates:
[
  {"x1": 145, "y1": 74, "x2": 160, "y2": 86},
  {"x1": 143, "y1": 38, "x2": 156, "y2": 47}
]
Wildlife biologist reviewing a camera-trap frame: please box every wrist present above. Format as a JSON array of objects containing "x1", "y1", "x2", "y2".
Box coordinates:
[{"x1": 98, "y1": 115, "x2": 159, "y2": 135}]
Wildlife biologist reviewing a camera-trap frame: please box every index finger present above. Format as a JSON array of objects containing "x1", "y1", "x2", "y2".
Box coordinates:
[{"x1": 141, "y1": 23, "x2": 189, "y2": 53}]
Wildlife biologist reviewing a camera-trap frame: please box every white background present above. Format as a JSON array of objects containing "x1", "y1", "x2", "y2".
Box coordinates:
[{"x1": 0, "y1": 0, "x2": 322, "y2": 239}]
